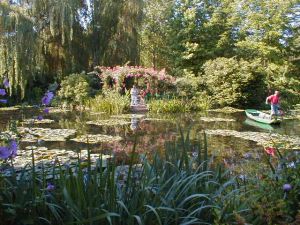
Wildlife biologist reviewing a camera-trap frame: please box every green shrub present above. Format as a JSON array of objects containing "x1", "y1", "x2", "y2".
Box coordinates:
[
  {"x1": 58, "y1": 73, "x2": 90, "y2": 106},
  {"x1": 202, "y1": 57, "x2": 266, "y2": 108},
  {"x1": 86, "y1": 90, "x2": 130, "y2": 114}
]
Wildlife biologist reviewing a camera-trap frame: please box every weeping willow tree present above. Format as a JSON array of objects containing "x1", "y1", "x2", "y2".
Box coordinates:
[
  {"x1": 0, "y1": 0, "x2": 145, "y2": 101},
  {"x1": 0, "y1": 1, "x2": 37, "y2": 100},
  {"x1": 0, "y1": 0, "x2": 89, "y2": 100},
  {"x1": 89, "y1": 0, "x2": 143, "y2": 66}
]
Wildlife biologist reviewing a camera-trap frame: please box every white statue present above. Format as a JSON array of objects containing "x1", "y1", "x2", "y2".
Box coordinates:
[{"x1": 130, "y1": 85, "x2": 139, "y2": 105}]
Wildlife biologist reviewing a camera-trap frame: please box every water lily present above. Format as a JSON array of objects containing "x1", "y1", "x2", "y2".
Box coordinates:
[
  {"x1": 0, "y1": 89, "x2": 6, "y2": 96},
  {"x1": 264, "y1": 147, "x2": 275, "y2": 157},
  {"x1": 283, "y1": 184, "x2": 292, "y2": 192},
  {"x1": 42, "y1": 91, "x2": 54, "y2": 106}
]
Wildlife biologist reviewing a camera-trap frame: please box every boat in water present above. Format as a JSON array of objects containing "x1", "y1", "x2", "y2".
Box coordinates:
[
  {"x1": 244, "y1": 118, "x2": 277, "y2": 131},
  {"x1": 245, "y1": 109, "x2": 282, "y2": 124}
]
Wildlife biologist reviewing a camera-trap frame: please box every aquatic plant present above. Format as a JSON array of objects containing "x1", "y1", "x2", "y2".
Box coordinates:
[
  {"x1": 148, "y1": 98, "x2": 191, "y2": 113},
  {"x1": 0, "y1": 132, "x2": 250, "y2": 225},
  {"x1": 86, "y1": 90, "x2": 130, "y2": 114}
]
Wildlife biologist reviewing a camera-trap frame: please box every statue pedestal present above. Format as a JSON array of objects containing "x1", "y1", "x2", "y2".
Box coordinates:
[
  {"x1": 130, "y1": 87, "x2": 148, "y2": 112},
  {"x1": 130, "y1": 104, "x2": 148, "y2": 112}
]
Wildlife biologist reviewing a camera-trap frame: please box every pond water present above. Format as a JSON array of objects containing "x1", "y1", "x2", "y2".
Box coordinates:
[{"x1": 1, "y1": 107, "x2": 299, "y2": 173}]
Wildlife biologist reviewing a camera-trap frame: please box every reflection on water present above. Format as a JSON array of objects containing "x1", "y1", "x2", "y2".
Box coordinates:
[{"x1": 1, "y1": 108, "x2": 299, "y2": 170}]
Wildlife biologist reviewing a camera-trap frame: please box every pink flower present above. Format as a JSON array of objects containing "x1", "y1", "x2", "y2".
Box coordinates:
[{"x1": 265, "y1": 147, "x2": 276, "y2": 157}]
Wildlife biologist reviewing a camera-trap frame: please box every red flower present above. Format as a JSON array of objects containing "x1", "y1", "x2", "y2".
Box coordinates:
[{"x1": 264, "y1": 147, "x2": 276, "y2": 156}]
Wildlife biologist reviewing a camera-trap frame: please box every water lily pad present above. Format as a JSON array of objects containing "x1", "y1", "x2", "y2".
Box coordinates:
[
  {"x1": 2, "y1": 147, "x2": 112, "y2": 178},
  {"x1": 89, "y1": 112, "x2": 106, "y2": 116},
  {"x1": 111, "y1": 114, "x2": 146, "y2": 119},
  {"x1": 207, "y1": 107, "x2": 244, "y2": 113},
  {"x1": 0, "y1": 107, "x2": 19, "y2": 111},
  {"x1": 48, "y1": 107, "x2": 71, "y2": 113},
  {"x1": 18, "y1": 127, "x2": 76, "y2": 142},
  {"x1": 71, "y1": 134, "x2": 123, "y2": 144},
  {"x1": 22, "y1": 119, "x2": 55, "y2": 125},
  {"x1": 87, "y1": 119, "x2": 131, "y2": 126},
  {"x1": 142, "y1": 118, "x2": 170, "y2": 122},
  {"x1": 206, "y1": 129, "x2": 300, "y2": 149},
  {"x1": 199, "y1": 117, "x2": 235, "y2": 122}
]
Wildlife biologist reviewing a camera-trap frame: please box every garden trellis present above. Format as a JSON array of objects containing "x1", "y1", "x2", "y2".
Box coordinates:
[{"x1": 95, "y1": 66, "x2": 176, "y2": 96}]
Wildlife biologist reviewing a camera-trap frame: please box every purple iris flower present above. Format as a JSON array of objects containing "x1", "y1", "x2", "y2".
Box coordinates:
[
  {"x1": 43, "y1": 108, "x2": 50, "y2": 114},
  {"x1": 41, "y1": 91, "x2": 54, "y2": 106},
  {"x1": 283, "y1": 184, "x2": 292, "y2": 192},
  {"x1": 0, "y1": 146, "x2": 10, "y2": 160},
  {"x1": 37, "y1": 115, "x2": 43, "y2": 121},
  {"x1": 9, "y1": 140, "x2": 18, "y2": 158},
  {"x1": 0, "y1": 99, "x2": 7, "y2": 104},
  {"x1": 3, "y1": 78, "x2": 9, "y2": 88},
  {"x1": 46, "y1": 183, "x2": 55, "y2": 191},
  {"x1": 0, "y1": 140, "x2": 18, "y2": 160},
  {"x1": 0, "y1": 89, "x2": 6, "y2": 96}
]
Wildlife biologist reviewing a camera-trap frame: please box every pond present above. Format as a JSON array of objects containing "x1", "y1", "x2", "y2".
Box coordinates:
[{"x1": 1, "y1": 107, "x2": 299, "y2": 174}]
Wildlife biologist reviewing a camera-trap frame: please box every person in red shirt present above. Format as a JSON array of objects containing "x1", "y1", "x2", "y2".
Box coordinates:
[{"x1": 266, "y1": 91, "x2": 280, "y2": 117}]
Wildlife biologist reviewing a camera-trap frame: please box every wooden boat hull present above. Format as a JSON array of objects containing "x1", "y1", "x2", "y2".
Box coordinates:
[{"x1": 245, "y1": 109, "x2": 281, "y2": 124}]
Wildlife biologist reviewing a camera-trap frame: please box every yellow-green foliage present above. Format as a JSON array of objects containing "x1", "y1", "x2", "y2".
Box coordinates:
[
  {"x1": 87, "y1": 90, "x2": 130, "y2": 115},
  {"x1": 149, "y1": 99, "x2": 190, "y2": 113},
  {"x1": 58, "y1": 73, "x2": 90, "y2": 105}
]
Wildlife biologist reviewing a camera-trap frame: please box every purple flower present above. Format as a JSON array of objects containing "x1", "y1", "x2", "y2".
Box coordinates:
[
  {"x1": 0, "y1": 99, "x2": 7, "y2": 104},
  {"x1": 0, "y1": 140, "x2": 18, "y2": 160},
  {"x1": 0, "y1": 89, "x2": 6, "y2": 96},
  {"x1": 0, "y1": 146, "x2": 10, "y2": 160},
  {"x1": 43, "y1": 108, "x2": 50, "y2": 114},
  {"x1": 37, "y1": 115, "x2": 43, "y2": 121},
  {"x1": 3, "y1": 78, "x2": 9, "y2": 88},
  {"x1": 9, "y1": 140, "x2": 18, "y2": 158},
  {"x1": 41, "y1": 91, "x2": 54, "y2": 106},
  {"x1": 283, "y1": 184, "x2": 292, "y2": 192},
  {"x1": 46, "y1": 183, "x2": 55, "y2": 191}
]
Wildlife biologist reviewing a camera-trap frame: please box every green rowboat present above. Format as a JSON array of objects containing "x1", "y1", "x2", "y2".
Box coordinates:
[
  {"x1": 245, "y1": 109, "x2": 281, "y2": 124},
  {"x1": 244, "y1": 118, "x2": 275, "y2": 131}
]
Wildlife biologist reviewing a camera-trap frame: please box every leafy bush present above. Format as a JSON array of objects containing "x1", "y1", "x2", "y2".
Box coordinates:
[
  {"x1": 202, "y1": 57, "x2": 266, "y2": 108},
  {"x1": 175, "y1": 73, "x2": 202, "y2": 98},
  {"x1": 86, "y1": 90, "x2": 130, "y2": 114},
  {"x1": 58, "y1": 73, "x2": 90, "y2": 106},
  {"x1": 191, "y1": 92, "x2": 213, "y2": 110}
]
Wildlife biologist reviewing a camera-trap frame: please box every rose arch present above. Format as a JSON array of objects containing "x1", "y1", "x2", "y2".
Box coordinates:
[{"x1": 93, "y1": 66, "x2": 176, "y2": 98}]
